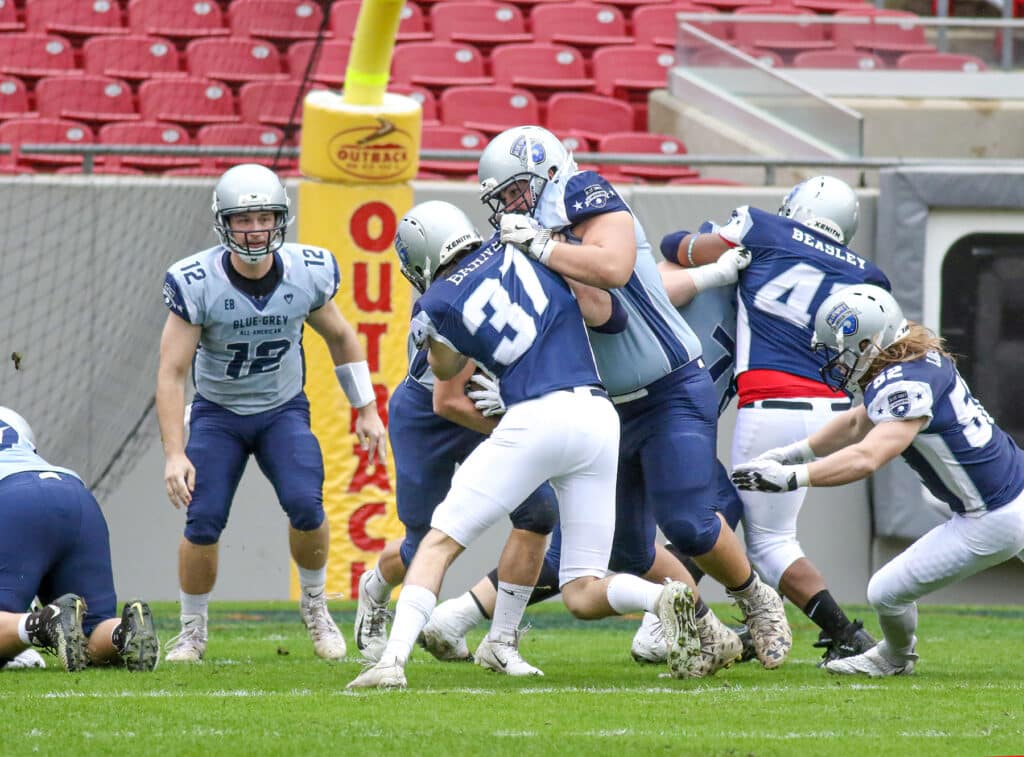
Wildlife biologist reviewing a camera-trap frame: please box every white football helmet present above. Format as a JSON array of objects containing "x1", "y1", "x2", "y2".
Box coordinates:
[
  {"x1": 394, "y1": 201, "x2": 484, "y2": 293},
  {"x1": 0, "y1": 406, "x2": 36, "y2": 451},
  {"x1": 478, "y1": 125, "x2": 568, "y2": 228},
  {"x1": 812, "y1": 284, "x2": 909, "y2": 393},
  {"x1": 778, "y1": 175, "x2": 859, "y2": 245},
  {"x1": 212, "y1": 163, "x2": 292, "y2": 264}
]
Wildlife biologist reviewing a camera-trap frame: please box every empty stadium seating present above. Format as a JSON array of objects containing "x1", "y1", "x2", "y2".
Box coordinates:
[
  {"x1": 286, "y1": 39, "x2": 351, "y2": 85},
  {"x1": 896, "y1": 51, "x2": 987, "y2": 71},
  {"x1": 83, "y1": 34, "x2": 183, "y2": 81},
  {"x1": 490, "y1": 43, "x2": 594, "y2": 96},
  {"x1": 127, "y1": 0, "x2": 229, "y2": 41},
  {"x1": 35, "y1": 74, "x2": 139, "y2": 124},
  {"x1": 0, "y1": 75, "x2": 30, "y2": 120},
  {"x1": 187, "y1": 37, "x2": 286, "y2": 84},
  {"x1": 430, "y1": 2, "x2": 533, "y2": 50},
  {"x1": 228, "y1": 0, "x2": 324, "y2": 43},
  {"x1": 138, "y1": 77, "x2": 238, "y2": 125},
  {"x1": 98, "y1": 120, "x2": 200, "y2": 169},
  {"x1": 545, "y1": 92, "x2": 635, "y2": 143},
  {"x1": 791, "y1": 49, "x2": 884, "y2": 69},
  {"x1": 420, "y1": 124, "x2": 488, "y2": 176},
  {"x1": 0, "y1": 117, "x2": 93, "y2": 167},
  {"x1": 439, "y1": 85, "x2": 539, "y2": 135},
  {"x1": 530, "y1": 4, "x2": 633, "y2": 53},
  {"x1": 196, "y1": 122, "x2": 288, "y2": 169},
  {"x1": 597, "y1": 131, "x2": 700, "y2": 180},
  {"x1": 330, "y1": 0, "x2": 432, "y2": 43},
  {"x1": 832, "y1": 8, "x2": 936, "y2": 58},
  {"x1": 391, "y1": 41, "x2": 493, "y2": 91},
  {"x1": 0, "y1": 0, "x2": 24, "y2": 33},
  {"x1": 25, "y1": 0, "x2": 128, "y2": 38},
  {"x1": 0, "y1": 33, "x2": 78, "y2": 80},
  {"x1": 732, "y1": 6, "x2": 835, "y2": 59}
]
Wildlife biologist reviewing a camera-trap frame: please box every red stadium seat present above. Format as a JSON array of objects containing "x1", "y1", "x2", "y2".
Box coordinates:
[
  {"x1": 228, "y1": 0, "x2": 324, "y2": 43},
  {"x1": 597, "y1": 131, "x2": 700, "y2": 181},
  {"x1": 390, "y1": 83, "x2": 438, "y2": 123},
  {"x1": 239, "y1": 80, "x2": 319, "y2": 126},
  {"x1": 430, "y1": 2, "x2": 532, "y2": 50},
  {"x1": 83, "y1": 35, "x2": 183, "y2": 81},
  {"x1": 287, "y1": 40, "x2": 351, "y2": 85},
  {"x1": 0, "y1": 33, "x2": 78, "y2": 80},
  {"x1": 633, "y1": 3, "x2": 730, "y2": 49},
  {"x1": 896, "y1": 51, "x2": 986, "y2": 71},
  {"x1": 732, "y1": 6, "x2": 834, "y2": 57},
  {"x1": 530, "y1": 3, "x2": 633, "y2": 54},
  {"x1": 36, "y1": 74, "x2": 139, "y2": 124},
  {"x1": 0, "y1": 117, "x2": 94, "y2": 167},
  {"x1": 439, "y1": 85, "x2": 539, "y2": 135},
  {"x1": 420, "y1": 124, "x2": 488, "y2": 177},
  {"x1": 196, "y1": 122, "x2": 287, "y2": 169},
  {"x1": 791, "y1": 0, "x2": 873, "y2": 13},
  {"x1": 592, "y1": 46, "x2": 675, "y2": 98},
  {"x1": 391, "y1": 42, "x2": 492, "y2": 91},
  {"x1": 697, "y1": 0, "x2": 769, "y2": 10},
  {"x1": 330, "y1": 1, "x2": 431, "y2": 43},
  {"x1": 689, "y1": 45, "x2": 783, "y2": 66},
  {"x1": 56, "y1": 164, "x2": 146, "y2": 175},
  {"x1": 544, "y1": 92, "x2": 634, "y2": 143},
  {"x1": 597, "y1": 0, "x2": 676, "y2": 13},
  {"x1": 832, "y1": 9, "x2": 935, "y2": 56},
  {"x1": 25, "y1": 0, "x2": 127, "y2": 37},
  {"x1": 0, "y1": 75, "x2": 31, "y2": 120},
  {"x1": 0, "y1": 0, "x2": 24, "y2": 32},
  {"x1": 127, "y1": 0, "x2": 229, "y2": 41},
  {"x1": 186, "y1": 37, "x2": 286, "y2": 84},
  {"x1": 138, "y1": 77, "x2": 238, "y2": 125},
  {"x1": 791, "y1": 49, "x2": 884, "y2": 69},
  {"x1": 99, "y1": 120, "x2": 200, "y2": 169},
  {"x1": 490, "y1": 43, "x2": 594, "y2": 97}
]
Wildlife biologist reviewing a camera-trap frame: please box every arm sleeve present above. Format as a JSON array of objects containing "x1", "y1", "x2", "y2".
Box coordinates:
[
  {"x1": 659, "y1": 230, "x2": 689, "y2": 264},
  {"x1": 589, "y1": 293, "x2": 629, "y2": 334}
]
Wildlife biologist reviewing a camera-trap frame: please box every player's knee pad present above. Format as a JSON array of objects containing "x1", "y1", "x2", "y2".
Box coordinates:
[
  {"x1": 609, "y1": 543, "x2": 656, "y2": 576},
  {"x1": 509, "y1": 484, "x2": 558, "y2": 535},
  {"x1": 184, "y1": 513, "x2": 228, "y2": 546},
  {"x1": 660, "y1": 511, "x2": 721, "y2": 558},
  {"x1": 282, "y1": 497, "x2": 325, "y2": 532},
  {"x1": 744, "y1": 526, "x2": 805, "y2": 592}
]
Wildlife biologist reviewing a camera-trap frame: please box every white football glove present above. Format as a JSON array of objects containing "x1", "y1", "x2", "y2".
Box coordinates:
[
  {"x1": 467, "y1": 372, "x2": 506, "y2": 417},
  {"x1": 731, "y1": 460, "x2": 809, "y2": 492},
  {"x1": 499, "y1": 213, "x2": 557, "y2": 265},
  {"x1": 750, "y1": 438, "x2": 816, "y2": 466},
  {"x1": 689, "y1": 246, "x2": 752, "y2": 292}
]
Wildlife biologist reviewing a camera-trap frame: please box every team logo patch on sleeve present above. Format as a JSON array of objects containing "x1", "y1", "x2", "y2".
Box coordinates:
[
  {"x1": 162, "y1": 278, "x2": 186, "y2": 317},
  {"x1": 887, "y1": 390, "x2": 910, "y2": 418},
  {"x1": 582, "y1": 183, "x2": 614, "y2": 208}
]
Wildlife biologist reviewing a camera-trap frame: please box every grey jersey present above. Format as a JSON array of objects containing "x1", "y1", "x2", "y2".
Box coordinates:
[
  {"x1": 162, "y1": 243, "x2": 340, "y2": 415},
  {"x1": 0, "y1": 409, "x2": 79, "y2": 482},
  {"x1": 535, "y1": 168, "x2": 704, "y2": 396}
]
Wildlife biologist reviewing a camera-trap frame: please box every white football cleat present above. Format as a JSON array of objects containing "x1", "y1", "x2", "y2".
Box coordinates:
[
  {"x1": 631, "y1": 612, "x2": 667, "y2": 664},
  {"x1": 164, "y1": 614, "x2": 207, "y2": 663},
  {"x1": 418, "y1": 609, "x2": 473, "y2": 662},
  {"x1": 300, "y1": 589, "x2": 347, "y2": 660},
  {"x1": 727, "y1": 574, "x2": 792, "y2": 669},
  {"x1": 475, "y1": 629, "x2": 544, "y2": 677},
  {"x1": 656, "y1": 581, "x2": 701, "y2": 679},
  {"x1": 825, "y1": 640, "x2": 917, "y2": 678},
  {"x1": 354, "y1": 571, "x2": 392, "y2": 662},
  {"x1": 2, "y1": 648, "x2": 46, "y2": 669},
  {"x1": 346, "y1": 658, "x2": 407, "y2": 690}
]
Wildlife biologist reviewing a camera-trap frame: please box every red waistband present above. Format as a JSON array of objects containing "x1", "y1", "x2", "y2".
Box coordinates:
[{"x1": 737, "y1": 369, "x2": 845, "y2": 406}]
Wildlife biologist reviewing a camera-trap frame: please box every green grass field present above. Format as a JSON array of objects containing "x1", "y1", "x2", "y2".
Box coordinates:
[{"x1": 2, "y1": 601, "x2": 1021, "y2": 756}]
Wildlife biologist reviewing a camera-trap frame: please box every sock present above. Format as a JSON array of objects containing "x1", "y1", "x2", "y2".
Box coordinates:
[
  {"x1": 803, "y1": 589, "x2": 852, "y2": 638},
  {"x1": 607, "y1": 574, "x2": 663, "y2": 615},
  {"x1": 180, "y1": 591, "x2": 210, "y2": 622},
  {"x1": 727, "y1": 571, "x2": 756, "y2": 594},
  {"x1": 362, "y1": 565, "x2": 392, "y2": 605},
  {"x1": 382, "y1": 585, "x2": 436, "y2": 665},
  {"x1": 489, "y1": 582, "x2": 533, "y2": 640},
  {"x1": 468, "y1": 590, "x2": 491, "y2": 621},
  {"x1": 878, "y1": 604, "x2": 918, "y2": 658},
  {"x1": 17, "y1": 614, "x2": 31, "y2": 645},
  {"x1": 111, "y1": 622, "x2": 126, "y2": 652},
  {"x1": 695, "y1": 598, "x2": 710, "y2": 619},
  {"x1": 665, "y1": 544, "x2": 707, "y2": 585},
  {"x1": 297, "y1": 566, "x2": 327, "y2": 598}
]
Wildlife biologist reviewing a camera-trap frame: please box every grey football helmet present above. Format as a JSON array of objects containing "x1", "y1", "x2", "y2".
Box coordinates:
[
  {"x1": 0, "y1": 406, "x2": 36, "y2": 451},
  {"x1": 812, "y1": 284, "x2": 909, "y2": 393},
  {"x1": 478, "y1": 125, "x2": 568, "y2": 229},
  {"x1": 212, "y1": 163, "x2": 292, "y2": 264},
  {"x1": 394, "y1": 201, "x2": 483, "y2": 293},
  {"x1": 778, "y1": 175, "x2": 859, "y2": 245}
]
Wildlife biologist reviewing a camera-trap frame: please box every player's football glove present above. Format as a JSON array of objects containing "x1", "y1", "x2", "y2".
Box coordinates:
[
  {"x1": 467, "y1": 372, "x2": 506, "y2": 417},
  {"x1": 750, "y1": 438, "x2": 816, "y2": 465},
  {"x1": 731, "y1": 460, "x2": 809, "y2": 492},
  {"x1": 499, "y1": 213, "x2": 557, "y2": 265},
  {"x1": 689, "y1": 246, "x2": 752, "y2": 292}
]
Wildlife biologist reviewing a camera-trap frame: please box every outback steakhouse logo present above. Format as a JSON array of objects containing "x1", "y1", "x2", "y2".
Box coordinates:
[{"x1": 327, "y1": 118, "x2": 413, "y2": 181}]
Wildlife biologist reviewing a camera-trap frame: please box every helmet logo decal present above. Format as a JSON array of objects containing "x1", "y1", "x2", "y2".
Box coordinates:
[
  {"x1": 825, "y1": 301, "x2": 858, "y2": 336},
  {"x1": 510, "y1": 135, "x2": 545, "y2": 167},
  {"x1": 237, "y1": 191, "x2": 272, "y2": 206}
]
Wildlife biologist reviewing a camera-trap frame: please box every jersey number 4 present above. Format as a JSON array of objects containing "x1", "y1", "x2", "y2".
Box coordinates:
[{"x1": 753, "y1": 263, "x2": 846, "y2": 326}]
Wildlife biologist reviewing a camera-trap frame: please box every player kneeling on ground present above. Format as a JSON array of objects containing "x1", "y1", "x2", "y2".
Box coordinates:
[
  {"x1": 0, "y1": 407, "x2": 159, "y2": 672},
  {"x1": 732, "y1": 285, "x2": 1024, "y2": 677}
]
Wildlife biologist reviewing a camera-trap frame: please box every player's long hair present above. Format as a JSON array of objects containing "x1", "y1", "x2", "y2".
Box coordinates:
[{"x1": 859, "y1": 322, "x2": 952, "y2": 389}]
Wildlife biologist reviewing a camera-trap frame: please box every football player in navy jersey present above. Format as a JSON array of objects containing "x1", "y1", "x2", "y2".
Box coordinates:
[
  {"x1": 459, "y1": 125, "x2": 790, "y2": 677},
  {"x1": 663, "y1": 176, "x2": 889, "y2": 663},
  {"x1": 733, "y1": 285, "x2": 1024, "y2": 676},
  {"x1": 352, "y1": 203, "x2": 559, "y2": 675},
  {"x1": 157, "y1": 164, "x2": 387, "y2": 663},
  {"x1": 346, "y1": 201, "x2": 700, "y2": 690},
  {"x1": 0, "y1": 407, "x2": 159, "y2": 673}
]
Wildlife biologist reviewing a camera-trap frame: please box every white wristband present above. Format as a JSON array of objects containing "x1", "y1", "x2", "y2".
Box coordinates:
[
  {"x1": 688, "y1": 259, "x2": 738, "y2": 292},
  {"x1": 793, "y1": 464, "x2": 811, "y2": 488},
  {"x1": 334, "y1": 361, "x2": 375, "y2": 409}
]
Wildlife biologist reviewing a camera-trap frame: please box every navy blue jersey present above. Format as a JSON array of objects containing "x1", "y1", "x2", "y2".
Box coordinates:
[
  {"x1": 678, "y1": 285, "x2": 738, "y2": 415},
  {"x1": 863, "y1": 350, "x2": 1024, "y2": 514},
  {"x1": 410, "y1": 234, "x2": 600, "y2": 406},
  {"x1": 721, "y1": 206, "x2": 890, "y2": 382}
]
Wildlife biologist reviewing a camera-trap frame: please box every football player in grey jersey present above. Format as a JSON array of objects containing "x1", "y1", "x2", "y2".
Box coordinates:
[{"x1": 157, "y1": 164, "x2": 386, "y2": 663}]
